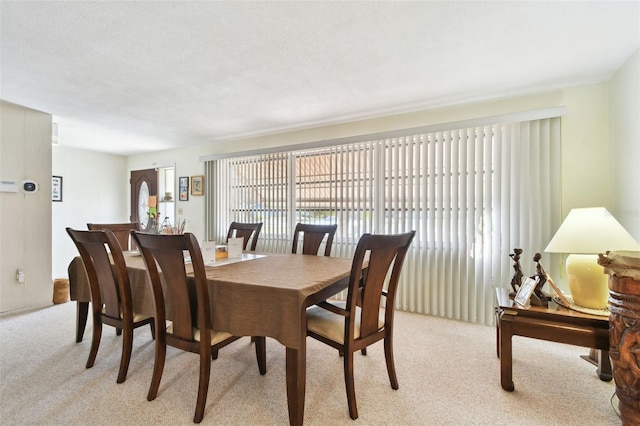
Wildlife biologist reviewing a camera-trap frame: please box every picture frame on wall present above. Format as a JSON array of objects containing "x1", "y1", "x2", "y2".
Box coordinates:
[
  {"x1": 52, "y1": 175, "x2": 63, "y2": 202},
  {"x1": 191, "y1": 175, "x2": 204, "y2": 196},
  {"x1": 179, "y1": 176, "x2": 189, "y2": 201}
]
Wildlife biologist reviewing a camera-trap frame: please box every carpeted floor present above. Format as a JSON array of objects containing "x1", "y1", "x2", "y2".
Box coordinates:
[{"x1": 0, "y1": 301, "x2": 619, "y2": 425}]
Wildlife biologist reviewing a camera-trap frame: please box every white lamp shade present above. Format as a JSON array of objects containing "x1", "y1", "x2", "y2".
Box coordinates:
[
  {"x1": 544, "y1": 207, "x2": 640, "y2": 309},
  {"x1": 544, "y1": 207, "x2": 640, "y2": 254}
]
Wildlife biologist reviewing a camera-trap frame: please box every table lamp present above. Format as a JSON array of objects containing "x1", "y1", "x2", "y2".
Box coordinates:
[{"x1": 544, "y1": 207, "x2": 640, "y2": 309}]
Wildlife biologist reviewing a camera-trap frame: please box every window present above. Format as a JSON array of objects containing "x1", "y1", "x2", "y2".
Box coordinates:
[{"x1": 206, "y1": 117, "x2": 561, "y2": 325}]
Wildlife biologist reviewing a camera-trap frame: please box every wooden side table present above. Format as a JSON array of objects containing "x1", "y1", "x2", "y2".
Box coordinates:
[{"x1": 495, "y1": 287, "x2": 611, "y2": 391}]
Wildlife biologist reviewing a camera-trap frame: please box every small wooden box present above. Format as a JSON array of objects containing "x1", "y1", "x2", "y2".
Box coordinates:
[{"x1": 215, "y1": 246, "x2": 228, "y2": 259}]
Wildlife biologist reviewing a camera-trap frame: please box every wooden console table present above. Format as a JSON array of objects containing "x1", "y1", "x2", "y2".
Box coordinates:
[{"x1": 495, "y1": 287, "x2": 612, "y2": 391}]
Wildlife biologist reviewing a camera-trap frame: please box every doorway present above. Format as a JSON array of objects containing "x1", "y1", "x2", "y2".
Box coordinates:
[
  {"x1": 130, "y1": 168, "x2": 157, "y2": 231},
  {"x1": 130, "y1": 167, "x2": 175, "y2": 232}
]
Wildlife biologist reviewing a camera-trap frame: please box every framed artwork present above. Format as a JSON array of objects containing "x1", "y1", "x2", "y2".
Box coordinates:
[
  {"x1": 514, "y1": 276, "x2": 537, "y2": 307},
  {"x1": 191, "y1": 175, "x2": 204, "y2": 196},
  {"x1": 52, "y1": 176, "x2": 63, "y2": 202},
  {"x1": 179, "y1": 176, "x2": 189, "y2": 201}
]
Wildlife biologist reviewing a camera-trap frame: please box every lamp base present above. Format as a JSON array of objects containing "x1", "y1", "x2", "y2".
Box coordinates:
[{"x1": 566, "y1": 254, "x2": 608, "y2": 309}]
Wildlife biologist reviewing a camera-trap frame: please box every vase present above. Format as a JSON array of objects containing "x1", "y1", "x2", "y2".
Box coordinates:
[{"x1": 599, "y1": 251, "x2": 640, "y2": 426}]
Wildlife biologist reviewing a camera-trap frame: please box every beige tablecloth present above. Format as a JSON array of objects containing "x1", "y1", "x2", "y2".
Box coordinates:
[
  {"x1": 69, "y1": 252, "x2": 353, "y2": 349},
  {"x1": 68, "y1": 253, "x2": 152, "y2": 312}
]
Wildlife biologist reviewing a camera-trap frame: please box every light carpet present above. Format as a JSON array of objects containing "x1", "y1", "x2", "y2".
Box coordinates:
[{"x1": 0, "y1": 301, "x2": 619, "y2": 425}]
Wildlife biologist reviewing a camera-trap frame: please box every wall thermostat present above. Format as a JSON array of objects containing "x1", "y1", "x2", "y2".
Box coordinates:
[
  {"x1": 0, "y1": 179, "x2": 19, "y2": 193},
  {"x1": 21, "y1": 180, "x2": 39, "y2": 193}
]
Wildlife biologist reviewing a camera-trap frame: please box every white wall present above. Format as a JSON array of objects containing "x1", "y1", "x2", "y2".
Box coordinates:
[
  {"x1": 609, "y1": 49, "x2": 640, "y2": 240},
  {"x1": 52, "y1": 146, "x2": 128, "y2": 279},
  {"x1": 559, "y1": 84, "x2": 612, "y2": 212},
  {"x1": 0, "y1": 101, "x2": 52, "y2": 312}
]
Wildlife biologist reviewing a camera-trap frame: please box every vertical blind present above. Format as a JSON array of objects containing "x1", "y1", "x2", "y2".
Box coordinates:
[{"x1": 205, "y1": 117, "x2": 561, "y2": 325}]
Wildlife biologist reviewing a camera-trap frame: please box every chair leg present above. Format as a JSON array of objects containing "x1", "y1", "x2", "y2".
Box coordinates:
[
  {"x1": 254, "y1": 336, "x2": 267, "y2": 375},
  {"x1": 116, "y1": 328, "x2": 122, "y2": 336},
  {"x1": 86, "y1": 313, "x2": 102, "y2": 369},
  {"x1": 361, "y1": 347, "x2": 367, "y2": 356},
  {"x1": 343, "y1": 351, "x2": 358, "y2": 420},
  {"x1": 211, "y1": 349, "x2": 219, "y2": 360},
  {"x1": 194, "y1": 350, "x2": 211, "y2": 423},
  {"x1": 76, "y1": 302, "x2": 89, "y2": 342},
  {"x1": 117, "y1": 326, "x2": 133, "y2": 383},
  {"x1": 147, "y1": 329, "x2": 166, "y2": 401},
  {"x1": 149, "y1": 321, "x2": 156, "y2": 340},
  {"x1": 384, "y1": 336, "x2": 399, "y2": 390}
]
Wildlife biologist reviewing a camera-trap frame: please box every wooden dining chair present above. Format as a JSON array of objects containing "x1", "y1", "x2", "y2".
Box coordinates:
[
  {"x1": 66, "y1": 227, "x2": 154, "y2": 384},
  {"x1": 291, "y1": 223, "x2": 338, "y2": 256},
  {"x1": 226, "y1": 221, "x2": 263, "y2": 251},
  {"x1": 306, "y1": 230, "x2": 416, "y2": 420},
  {"x1": 87, "y1": 222, "x2": 140, "y2": 251},
  {"x1": 131, "y1": 231, "x2": 266, "y2": 424}
]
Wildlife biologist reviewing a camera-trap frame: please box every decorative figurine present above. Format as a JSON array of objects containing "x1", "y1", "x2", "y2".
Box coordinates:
[
  {"x1": 528, "y1": 253, "x2": 549, "y2": 307},
  {"x1": 509, "y1": 248, "x2": 523, "y2": 298}
]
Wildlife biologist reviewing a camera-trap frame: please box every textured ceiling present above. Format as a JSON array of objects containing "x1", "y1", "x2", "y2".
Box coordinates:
[{"x1": 1, "y1": 1, "x2": 639, "y2": 155}]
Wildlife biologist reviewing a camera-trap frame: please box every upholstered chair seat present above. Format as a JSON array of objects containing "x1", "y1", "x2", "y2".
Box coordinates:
[
  {"x1": 306, "y1": 303, "x2": 384, "y2": 344},
  {"x1": 166, "y1": 324, "x2": 234, "y2": 345}
]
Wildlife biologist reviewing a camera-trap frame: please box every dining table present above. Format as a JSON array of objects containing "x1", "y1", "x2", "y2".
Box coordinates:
[{"x1": 68, "y1": 250, "x2": 354, "y2": 425}]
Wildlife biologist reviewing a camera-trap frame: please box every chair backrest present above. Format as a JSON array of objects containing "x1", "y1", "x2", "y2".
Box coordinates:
[
  {"x1": 291, "y1": 223, "x2": 338, "y2": 256},
  {"x1": 226, "y1": 222, "x2": 263, "y2": 251},
  {"x1": 132, "y1": 232, "x2": 211, "y2": 346},
  {"x1": 346, "y1": 231, "x2": 415, "y2": 339},
  {"x1": 66, "y1": 228, "x2": 133, "y2": 321},
  {"x1": 87, "y1": 222, "x2": 140, "y2": 251}
]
